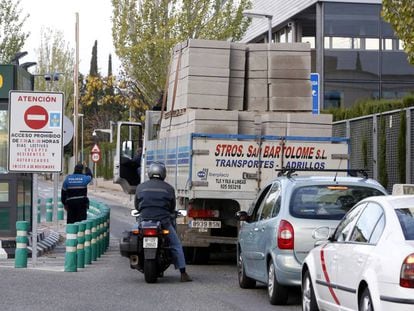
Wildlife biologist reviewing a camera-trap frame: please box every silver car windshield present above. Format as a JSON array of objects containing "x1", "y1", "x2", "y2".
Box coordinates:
[
  {"x1": 395, "y1": 208, "x2": 414, "y2": 240},
  {"x1": 290, "y1": 185, "x2": 385, "y2": 220}
]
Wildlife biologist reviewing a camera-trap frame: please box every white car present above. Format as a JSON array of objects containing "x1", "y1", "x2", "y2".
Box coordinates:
[{"x1": 302, "y1": 195, "x2": 414, "y2": 311}]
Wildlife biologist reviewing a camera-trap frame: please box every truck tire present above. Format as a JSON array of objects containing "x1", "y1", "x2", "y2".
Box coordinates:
[
  {"x1": 144, "y1": 259, "x2": 158, "y2": 283},
  {"x1": 184, "y1": 247, "x2": 210, "y2": 264}
]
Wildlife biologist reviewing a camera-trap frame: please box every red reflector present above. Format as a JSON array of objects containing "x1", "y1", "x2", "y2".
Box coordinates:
[
  {"x1": 188, "y1": 208, "x2": 218, "y2": 218},
  {"x1": 401, "y1": 254, "x2": 414, "y2": 288},
  {"x1": 278, "y1": 220, "x2": 294, "y2": 250},
  {"x1": 143, "y1": 228, "x2": 158, "y2": 236}
]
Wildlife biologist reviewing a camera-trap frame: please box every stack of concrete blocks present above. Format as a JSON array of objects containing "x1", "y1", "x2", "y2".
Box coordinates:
[
  {"x1": 246, "y1": 43, "x2": 312, "y2": 112},
  {"x1": 167, "y1": 39, "x2": 231, "y2": 111},
  {"x1": 159, "y1": 109, "x2": 239, "y2": 138},
  {"x1": 228, "y1": 43, "x2": 247, "y2": 111}
]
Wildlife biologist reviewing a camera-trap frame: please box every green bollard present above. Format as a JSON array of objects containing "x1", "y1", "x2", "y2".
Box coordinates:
[
  {"x1": 15, "y1": 221, "x2": 29, "y2": 268},
  {"x1": 91, "y1": 218, "x2": 98, "y2": 261},
  {"x1": 46, "y1": 198, "x2": 53, "y2": 222},
  {"x1": 77, "y1": 222, "x2": 85, "y2": 269},
  {"x1": 96, "y1": 217, "x2": 102, "y2": 258},
  {"x1": 64, "y1": 224, "x2": 78, "y2": 272},
  {"x1": 84, "y1": 220, "x2": 92, "y2": 265},
  {"x1": 57, "y1": 201, "x2": 64, "y2": 221},
  {"x1": 103, "y1": 212, "x2": 108, "y2": 251}
]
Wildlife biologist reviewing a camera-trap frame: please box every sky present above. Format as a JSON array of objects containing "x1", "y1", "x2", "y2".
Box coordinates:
[{"x1": 19, "y1": 0, "x2": 120, "y2": 76}]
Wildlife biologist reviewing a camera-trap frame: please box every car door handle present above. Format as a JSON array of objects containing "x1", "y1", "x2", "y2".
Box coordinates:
[
  {"x1": 253, "y1": 227, "x2": 265, "y2": 232},
  {"x1": 254, "y1": 227, "x2": 260, "y2": 232}
]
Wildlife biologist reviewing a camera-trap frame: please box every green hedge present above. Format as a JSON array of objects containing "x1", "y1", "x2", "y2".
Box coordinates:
[{"x1": 323, "y1": 94, "x2": 414, "y2": 121}]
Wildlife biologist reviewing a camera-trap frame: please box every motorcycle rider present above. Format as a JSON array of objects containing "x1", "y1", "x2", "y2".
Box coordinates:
[{"x1": 134, "y1": 162, "x2": 192, "y2": 282}]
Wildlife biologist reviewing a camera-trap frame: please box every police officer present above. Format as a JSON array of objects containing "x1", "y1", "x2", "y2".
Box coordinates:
[
  {"x1": 135, "y1": 162, "x2": 192, "y2": 282},
  {"x1": 61, "y1": 163, "x2": 93, "y2": 224}
]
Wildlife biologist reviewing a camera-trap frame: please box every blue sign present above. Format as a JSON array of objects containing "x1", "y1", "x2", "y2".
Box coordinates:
[{"x1": 311, "y1": 73, "x2": 319, "y2": 114}]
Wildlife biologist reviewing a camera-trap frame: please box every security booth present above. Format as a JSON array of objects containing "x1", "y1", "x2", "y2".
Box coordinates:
[{"x1": 0, "y1": 64, "x2": 33, "y2": 255}]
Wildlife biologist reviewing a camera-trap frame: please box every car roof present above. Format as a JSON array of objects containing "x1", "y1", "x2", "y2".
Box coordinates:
[
  {"x1": 361, "y1": 195, "x2": 414, "y2": 209},
  {"x1": 272, "y1": 175, "x2": 386, "y2": 189}
]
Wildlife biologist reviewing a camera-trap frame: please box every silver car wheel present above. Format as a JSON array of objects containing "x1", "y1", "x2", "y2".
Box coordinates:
[
  {"x1": 302, "y1": 274, "x2": 311, "y2": 311},
  {"x1": 359, "y1": 288, "x2": 373, "y2": 311}
]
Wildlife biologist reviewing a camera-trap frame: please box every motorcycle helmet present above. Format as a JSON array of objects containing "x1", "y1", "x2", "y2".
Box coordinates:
[{"x1": 148, "y1": 162, "x2": 166, "y2": 180}]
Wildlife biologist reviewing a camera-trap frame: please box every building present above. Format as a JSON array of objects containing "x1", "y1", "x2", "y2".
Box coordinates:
[{"x1": 241, "y1": 0, "x2": 414, "y2": 109}]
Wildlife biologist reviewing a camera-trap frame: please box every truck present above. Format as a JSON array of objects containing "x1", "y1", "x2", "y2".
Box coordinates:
[{"x1": 113, "y1": 39, "x2": 349, "y2": 262}]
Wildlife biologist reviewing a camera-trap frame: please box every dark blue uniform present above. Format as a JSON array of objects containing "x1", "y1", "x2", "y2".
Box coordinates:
[{"x1": 61, "y1": 172, "x2": 92, "y2": 224}]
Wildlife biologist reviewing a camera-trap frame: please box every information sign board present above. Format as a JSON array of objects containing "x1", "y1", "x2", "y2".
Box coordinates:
[{"x1": 8, "y1": 91, "x2": 64, "y2": 173}]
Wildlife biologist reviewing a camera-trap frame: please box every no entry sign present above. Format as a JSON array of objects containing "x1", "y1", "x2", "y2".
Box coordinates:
[
  {"x1": 8, "y1": 91, "x2": 64, "y2": 173},
  {"x1": 24, "y1": 105, "x2": 49, "y2": 129}
]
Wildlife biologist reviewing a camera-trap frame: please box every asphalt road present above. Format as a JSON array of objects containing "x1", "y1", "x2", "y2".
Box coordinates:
[{"x1": 0, "y1": 179, "x2": 302, "y2": 311}]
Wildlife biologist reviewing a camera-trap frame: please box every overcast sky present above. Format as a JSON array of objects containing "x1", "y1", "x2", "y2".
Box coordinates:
[{"x1": 19, "y1": 0, "x2": 120, "y2": 76}]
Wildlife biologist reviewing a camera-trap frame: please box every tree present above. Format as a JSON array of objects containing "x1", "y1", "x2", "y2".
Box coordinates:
[
  {"x1": 90, "y1": 40, "x2": 98, "y2": 76},
  {"x1": 0, "y1": 0, "x2": 29, "y2": 63},
  {"x1": 111, "y1": 0, "x2": 251, "y2": 106},
  {"x1": 382, "y1": 0, "x2": 414, "y2": 64},
  {"x1": 34, "y1": 27, "x2": 75, "y2": 115}
]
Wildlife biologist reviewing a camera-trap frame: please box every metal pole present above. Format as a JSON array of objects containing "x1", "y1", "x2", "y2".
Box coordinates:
[
  {"x1": 73, "y1": 12, "x2": 79, "y2": 164},
  {"x1": 32, "y1": 173, "x2": 38, "y2": 266},
  {"x1": 267, "y1": 17, "x2": 272, "y2": 43},
  {"x1": 81, "y1": 115, "x2": 84, "y2": 162}
]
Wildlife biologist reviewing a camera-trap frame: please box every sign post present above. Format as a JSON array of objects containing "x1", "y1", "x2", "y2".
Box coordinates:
[
  {"x1": 91, "y1": 144, "x2": 101, "y2": 192},
  {"x1": 8, "y1": 91, "x2": 64, "y2": 265}
]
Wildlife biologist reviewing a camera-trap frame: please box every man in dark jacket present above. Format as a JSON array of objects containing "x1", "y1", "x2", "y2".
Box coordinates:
[
  {"x1": 61, "y1": 163, "x2": 93, "y2": 224},
  {"x1": 135, "y1": 162, "x2": 192, "y2": 282}
]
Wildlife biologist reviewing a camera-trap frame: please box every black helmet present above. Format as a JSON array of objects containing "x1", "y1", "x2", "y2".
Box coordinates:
[{"x1": 148, "y1": 162, "x2": 166, "y2": 180}]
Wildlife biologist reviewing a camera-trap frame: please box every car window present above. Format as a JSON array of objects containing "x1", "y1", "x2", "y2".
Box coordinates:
[
  {"x1": 259, "y1": 182, "x2": 281, "y2": 220},
  {"x1": 251, "y1": 184, "x2": 271, "y2": 222},
  {"x1": 290, "y1": 185, "x2": 385, "y2": 220},
  {"x1": 333, "y1": 204, "x2": 365, "y2": 242},
  {"x1": 349, "y1": 202, "x2": 384, "y2": 244},
  {"x1": 395, "y1": 207, "x2": 414, "y2": 240}
]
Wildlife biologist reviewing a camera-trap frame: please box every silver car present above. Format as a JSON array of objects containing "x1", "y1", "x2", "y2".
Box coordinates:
[{"x1": 235, "y1": 171, "x2": 387, "y2": 305}]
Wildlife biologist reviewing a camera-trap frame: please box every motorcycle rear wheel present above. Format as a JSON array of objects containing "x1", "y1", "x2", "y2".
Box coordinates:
[{"x1": 144, "y1": 259, "x2": 158, "y2": 283}]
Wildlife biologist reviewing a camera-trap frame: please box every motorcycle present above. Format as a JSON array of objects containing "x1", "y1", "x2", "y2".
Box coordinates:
[{"x1": 120, "y1": 209, "x2": 183, "y2": 283}]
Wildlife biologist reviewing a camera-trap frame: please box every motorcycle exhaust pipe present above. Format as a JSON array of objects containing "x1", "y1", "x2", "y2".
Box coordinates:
[{"x1": 130, "y1": 255, "x2": 139, "y2": 268}]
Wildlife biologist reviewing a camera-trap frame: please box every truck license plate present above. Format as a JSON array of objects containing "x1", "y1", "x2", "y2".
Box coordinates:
[
  {"x1": 143, "y1": 237, "x2": 158, "y2": 248},
  {"x1": 189, "y1": 221, "x2": 221, "y2": 229}
]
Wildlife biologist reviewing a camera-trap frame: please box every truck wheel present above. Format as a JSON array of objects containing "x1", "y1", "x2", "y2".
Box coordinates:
[
  {"x1": 144, "y1": 259, "x2": 158, "y2": 283},
  {"x1": 184, "y1": 247, "x2": 210, "y2": 264},
  {"x1": 268, "y1": 261, "x2": 288, "y2": 305},
  {"x1": 238, "y1": 251, "x2": 256, "y2": 289}
]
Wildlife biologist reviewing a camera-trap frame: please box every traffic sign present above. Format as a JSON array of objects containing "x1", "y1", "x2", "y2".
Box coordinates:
[
  {"x1": 91, "y1": 144, "x2": 100, "y2": 153},
  {"x1": 311, "y1": 73, "x2": 320, "y2": 115},
  {"x1": 24, "y1": 105, "x2": 49, "y2": 129},
  {"x1": 8, "y1": 91, "x2": 64, "y2": 173},
  {"x1": 91, "y1": 152, "x2": 101, "y2": 163}
]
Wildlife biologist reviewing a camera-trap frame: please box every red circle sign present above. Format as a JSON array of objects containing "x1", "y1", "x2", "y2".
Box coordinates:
[
  {"x1": 91, "y1": 152, "x2": 101, "y2": 163},
  {"x1": 24, "y1": 105, "x2": 49, "y2": 130}
]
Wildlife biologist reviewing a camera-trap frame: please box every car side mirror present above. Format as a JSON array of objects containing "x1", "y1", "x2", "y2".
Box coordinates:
[
  {"x1": 235, "y1": 211, "x2": 249, "y2": 222},
  {"x1": 131, "y1": 210, "x2": 140, "y2": 217}
]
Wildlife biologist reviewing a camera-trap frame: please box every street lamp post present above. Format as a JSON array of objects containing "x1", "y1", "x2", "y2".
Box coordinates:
[
  {"x1": 243, "y1": 9, "x2": 273, "y2": 43},
  {"x1": 78, "y1": 114, "x2": 84, "y2": 162}
]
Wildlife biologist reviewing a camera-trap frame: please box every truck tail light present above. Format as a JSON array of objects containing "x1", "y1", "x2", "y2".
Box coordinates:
[
  {"x1": 277, "y1": 220, "x2": 294, "y2": 250},
  {"x1": 400, "y1": 254, "x2": 414, "y2": 288},
  {"x1": 188, "y1": 208, "x2": 219, "y2": 218}
]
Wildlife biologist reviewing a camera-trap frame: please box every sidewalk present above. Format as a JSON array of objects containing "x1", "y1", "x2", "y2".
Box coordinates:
[{"x1": 0, "y1": 176, "x2": 135, "y2": 262}]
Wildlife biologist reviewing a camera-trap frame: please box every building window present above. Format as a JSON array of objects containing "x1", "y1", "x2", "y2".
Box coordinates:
[
  {"x1": 365, "y1": 38, "x2": 379, "y2": 50},
  {"x1": 332, "y1": 37, "x2": 352, "y2": 49},
  {"x1": 324, "y1": 81, "x2": 379, "y2": 109},
  {"x1": 0, "y1": 182, "x2": 9, "y2": 202}
]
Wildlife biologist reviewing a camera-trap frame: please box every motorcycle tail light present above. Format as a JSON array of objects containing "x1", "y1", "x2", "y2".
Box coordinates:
[
  {"x1": 132, "y1": 229, "x2": 139, "y2": 235},
  {"x1": 277, "y1": 220, "x2": 294, "y2": 250},
  {"x1": 162, "y1": 229, "x2": 170, "y2": 235},
  {"x1": 142, "y1": 228, "x2": 158, "y2": 236},
  {"x1": 400, "y1": 254, "x2": 414, "y2": 288}
]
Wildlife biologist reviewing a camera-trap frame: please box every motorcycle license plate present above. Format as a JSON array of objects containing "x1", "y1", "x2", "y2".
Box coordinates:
[
  {"x1": 143, "y1": 237, "x2": 158, "y2": 248},
  {"x1": 189, "y1": 220, "x2": 221, "y2": 229}
]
